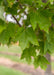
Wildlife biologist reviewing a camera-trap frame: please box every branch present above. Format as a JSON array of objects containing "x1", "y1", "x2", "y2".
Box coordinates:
[
  {"x1": 16, "y1": 0, "x2": 27, "y2": 15},
  {"x1": 12, "y1": 15, "x2": 21, "y2": 27},
  {"x1": 19, "y1": 4, "x2": 27, "y2": 15}
]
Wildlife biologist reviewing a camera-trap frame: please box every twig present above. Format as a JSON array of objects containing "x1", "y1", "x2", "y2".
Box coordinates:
[
  {"x1": 19, "y1": 4, "x2": 27, "y2": 15},
  {"x1": 16, "y1": 0, "x2": 27, "y2": 15},
  {"x1": 12, "y1": 15, "x2": 21, "y2": 27}
]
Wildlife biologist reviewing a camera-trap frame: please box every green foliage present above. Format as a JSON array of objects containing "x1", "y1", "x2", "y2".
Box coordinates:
[
  {"x1": 6, "y1": 3, "x2": 19, "y2": 15},
  {"x1": 30, "y1": 9, "x2": 52, "y2": 32},
  {"x1": 44, "y1": 27, "x2": 54, "y2": 53},
  {"x1": 52, "y1": 15, "x2": 54, "y2": 24},
  {"x1": 15, "y1": 27, "x2": 38, "y2": 50},
  {"x1": 0, "y1": 23, "x2": 18, "y2": 44},
  {"x1": 7, "y1": 0, "x2": 15, "y2": 6},
  {"x1": 0, "y1": 0, "x2": 54, "y2": 69},
  {"x1": 34, "y1": 56, "x2": 49, "y2": 70},
  {"x1": 0, "y1": 0, "x2": 3, "y2": 4},
  {"x1": 21, "y1": 46, "x2": 36, "y2": 63},
  {"x1": 0, "y1": 19, "x2": 6, "y2": 33},
  {"x1": 0, "y1": 6, "x2": 5, "y2": 20}
]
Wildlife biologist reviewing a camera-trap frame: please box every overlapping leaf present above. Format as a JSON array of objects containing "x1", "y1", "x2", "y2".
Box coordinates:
[
  {"x1": 16, "y1": 27, "x2": 39, "y2": 50},
  {"x1": 0, "y1": 23, "x2": 18, "y2": 44},
  {"x1": 44, "y1": 28, "x2": 54, "y2": 53},
  {"x1": 30, "y1": 9, "x2": 52, "y2": 33},
  {"x1": 21, "y1": 46, "x2": 36, "y2": 63},
  {"x1": 34, "y1": 56, "x2": 49, "y2": 70}
]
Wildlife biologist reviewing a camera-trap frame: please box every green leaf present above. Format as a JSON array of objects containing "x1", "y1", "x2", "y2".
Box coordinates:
[
  {"x1": 21, "y1": 46, "x2": 36, "y2": 63},
  {"x1": 52, "y1": 15, "x2": 54, "y2": 24},
  {"x1": 0, "y1": 23, "x2": 18, "y2": 44},
  {"x1": 0, "y1": 6, "x2": 5, "y2": 20},
  {"x1": 0, "y1": 0, "x2": 3, "y2": 5},
  {"x1": 34, "y1": 56, "x2": 49, "y2": 70},
  {"x1": 19, "y1": 0, "x2": 33, "y2": 5},
  {"x1": 30, "y1": 11, "x2": 37, "y2": 30},
  {"x1": 44, "y1": 40, "x2": 54, "y2": 54},
  {"x1": 38, "y1": 9, "x2": 51, "y2": 33},
  {"x1": 34, "y1": 56, "x2": 40, "y2": 68},
  {"x1": 30, "y1": 9, "x2": 51, "y2": 32},
  {"x1": 16, "y1": 27, "x2": 39, "y2": 50},
  {"x1": 0, "y1": 30, "x2": 9, "y2": 44},
  {"x1": 7, "y1": 0, "x2": 15, "y2": 6},
  {"x1": 7, "y1": 23, "x2": 17, "y2": 37},
  {"x1": 44, "y1": 28, "x2": 54, "y2": 53},
  {"x1": 26, "y1": 28, "x2": 39, "y2": 45},
  {"x1": 6, "y1": 3, "x2": 19, "y2": 15},
  {"x1": 39, "y1": 41, "x2": 44, "y2": 55},
  {"x1": 44, "y1": 40, "x2": 50, "y2": 54},
  {"x1": 40, "y1": 56, "x2": 49, "y2": 70},
  {"x1": 0, "y1": 19, "x2": 6, "y2": 33},
  {"x1": 18, "y1": 30, "x2": 29, "y2": 50}
]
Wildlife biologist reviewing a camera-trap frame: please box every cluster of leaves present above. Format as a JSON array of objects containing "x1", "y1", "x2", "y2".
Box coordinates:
[{"x1": 0, "y1": 0, "x2": 54, "y2": 69}]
